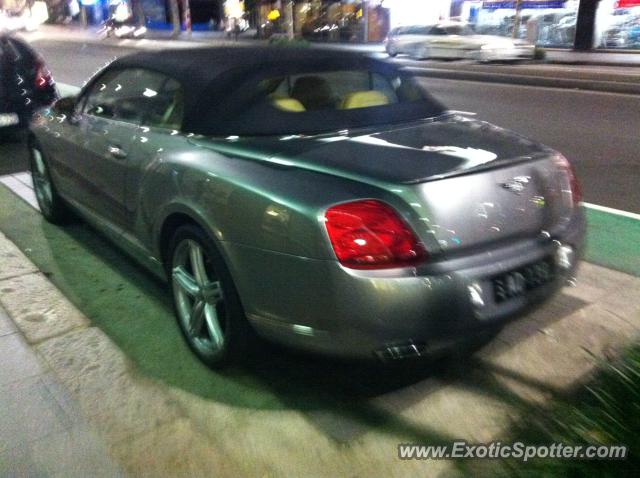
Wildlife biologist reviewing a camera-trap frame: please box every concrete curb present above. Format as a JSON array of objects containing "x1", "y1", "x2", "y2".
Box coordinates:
[{"x1": 405, "y1": 66, "x2": 640, "y2": 95}]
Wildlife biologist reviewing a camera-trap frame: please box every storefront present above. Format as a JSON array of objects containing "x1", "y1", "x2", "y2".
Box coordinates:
[
  {"x1": 255, "y1": 1, "x2": 369, "y2": 41},
  {"x1": 595, "y1": 0, "x2": 640, "y2": 49},
  {"x1": 451, "y1": 0, "x2": 640, "y2": 50},
  {"x1": 467, "y1": 1, "x2": 580, "y2": 48}
]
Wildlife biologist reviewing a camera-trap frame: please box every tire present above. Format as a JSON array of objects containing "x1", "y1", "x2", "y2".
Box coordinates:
[
  {"x1": 386, "y1": 46, "x2": 398, "y2": 57},
  {"x1": 28, "y1": 140, "x2": 73, "y2": 224},
  {"x1": 168, "y1": 224, "x2": 253, "y2": 368}
]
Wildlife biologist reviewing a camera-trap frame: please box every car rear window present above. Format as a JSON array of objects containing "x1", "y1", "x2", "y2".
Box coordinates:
[{"x1": 213, "y1": 66, "x2": 444, "y2": 136}]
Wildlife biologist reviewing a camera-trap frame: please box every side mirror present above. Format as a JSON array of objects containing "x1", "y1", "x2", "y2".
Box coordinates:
[
  {"x1": 54, "y1": 96, "x2": 80, "y2": 124},
  {"x1": 54, "y1": 96, "x2": 77, "y2": 115}
]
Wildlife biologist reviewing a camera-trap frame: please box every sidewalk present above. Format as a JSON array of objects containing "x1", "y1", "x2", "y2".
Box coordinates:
[
  {"x1": 544, "y1": 49, "x2": 640, "y2": 67},
  {"x1": 0, "y1": 300, "x2": 122, "y2": 476}
]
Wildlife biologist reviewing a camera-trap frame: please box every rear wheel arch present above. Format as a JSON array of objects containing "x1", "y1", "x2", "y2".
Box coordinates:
[
  {"x1": 157, "y1": 208, "x2": 237, "y2": 282},
  {"x1": 167, "y1": 222, "x2": 256, "y2": 367},
  {"x1": 159, "y1": 211, "x2": 209, "y2": 271}
]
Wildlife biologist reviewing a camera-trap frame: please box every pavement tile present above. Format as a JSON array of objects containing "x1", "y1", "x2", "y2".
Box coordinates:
[
  {"x1": 29, "y1": 427, "x2": 124, "y2": 478},
  {"x1": 110, "y1": 418, "x2": 231, "y2": 478},
  {"x1": 377, "y1": 381, "x2": 517, "y2": 443},
  {"x1": 0, "y1": 376, "x2": 68, "y2": 452},
  {"x1": 170, "y1": 388, "x2": 454, "y2": 478},
  {"x1": 39, "y1": 372, "x2": 88, "y2": 429},
  {"x1": 0, "y1": 442, "x2": 35, "y2": 477},
  {"x1": 35, "y1": 327, "x2": 130, "y2": 387},
  {"x1": 483, "y1": 303, "x2": 640, "y2": 402},
  {"x1": 0, "y1": 333, "x2": 44, "y2": 387},
  {"x1": 0, "y1": 307, "x2": 17, "y2": 337},
  {"x1": 564, "y1": 262, "x2": 637, "y2": 304},
  {"x1": 0, "y1": 231, "x2": 38, "y2": 280},
  {"x1": 35, "y1": 327, "x2": 182, "y2": 444},
  {"x1": 0, "y1": 273, "x2": 89, "y2": 344},
  {"x1": 69, "y1": 373, "x2": 184, "y2": 444},
  {"x1": 0, "y1": 426, "x2": 123, "y2": 478},
  {"x1": 597, "y1": 275, "x2": 640, "y2": 322}
]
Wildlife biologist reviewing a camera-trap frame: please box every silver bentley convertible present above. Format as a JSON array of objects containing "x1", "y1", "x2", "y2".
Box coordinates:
[{"x1": 29, "y1": 47, "x2": 585, "y2": 367}]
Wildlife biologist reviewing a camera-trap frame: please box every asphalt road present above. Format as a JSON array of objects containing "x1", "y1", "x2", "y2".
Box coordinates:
[{"x1": 1, "y1": 39, "x2": 638, "y2": 212}]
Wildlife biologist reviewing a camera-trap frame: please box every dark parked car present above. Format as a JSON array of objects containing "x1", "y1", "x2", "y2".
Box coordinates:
[
  {"x1": 0, "y1": 34, "x2": 57, "y2": 136},
  {"x1": 29, "y1": 48, "x2": 585, "y2": 367}
]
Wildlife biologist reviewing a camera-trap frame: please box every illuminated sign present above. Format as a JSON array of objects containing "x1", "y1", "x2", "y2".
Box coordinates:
[
  {"x1": 482, "y1": 1, "x2": 565, "y2": 8},
  {"x1": 616, "y1": 0, "x2": 640, "y2": 7},
  {"x1": 267, "y1": 9, "x2": 281, "y2": 21},
  {"x1": 224, "y1": 0, "x2": 245, "y2": 18}
]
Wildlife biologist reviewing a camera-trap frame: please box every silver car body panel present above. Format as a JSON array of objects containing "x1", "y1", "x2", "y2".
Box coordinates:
[{"x1": 32, "y1": 106, "x2": 585, "y2": 359}]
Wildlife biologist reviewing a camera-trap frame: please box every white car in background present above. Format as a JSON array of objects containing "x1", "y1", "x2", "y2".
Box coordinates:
[
  {"x1": 0, "y1": 2, "x2": 48, "y2": 32},
  {"x1": 384, "y1": 22, "x2": 536, "y2": 62}
]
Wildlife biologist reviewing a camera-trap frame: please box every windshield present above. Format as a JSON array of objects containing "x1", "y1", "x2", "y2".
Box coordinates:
[
  {"x1": 431, "y1": 24, "x2": 475, "y2": 36},
  {"x1": 215, "y1": 66, "x2": 445, "y2": 136}
]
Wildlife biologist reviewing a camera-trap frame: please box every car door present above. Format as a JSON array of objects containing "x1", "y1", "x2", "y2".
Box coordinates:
[
  {"x1": 67, "y1": 68, "x2": 168, "y2": 229},
  {"x1": 424, "y1": 26, "x2": 456, "y2": 58},
  {"x1": 398, "y1": 26, "x2": 431, "y2": 54},
  {"x1": 122, "y1": 72, "x2": 185, "y2": 231}
]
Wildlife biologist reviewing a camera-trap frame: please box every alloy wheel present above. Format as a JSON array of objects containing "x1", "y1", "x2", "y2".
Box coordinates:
[{"x1": 171, "y1": 239, "x2": 226, "y2": 358}]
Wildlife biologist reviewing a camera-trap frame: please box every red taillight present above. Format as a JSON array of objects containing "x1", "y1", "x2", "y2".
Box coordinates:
[
  {"x1": 35, "y1": 60, "x2": 52, "y2": 90},
  {"x1": 324, "y1": 200, "x2": 427, "y2": 269},
  {"x1": 555, "y1": 155, "x2": 582, "y2": 205}
]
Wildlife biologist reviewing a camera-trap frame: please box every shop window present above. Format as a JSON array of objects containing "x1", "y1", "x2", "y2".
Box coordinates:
[
  {"x1": 596, "y1": 0, "x2": 640, "y2": 49},
  {"x1": 465, "y1": 1, "x2": 579, "y2": 48}
]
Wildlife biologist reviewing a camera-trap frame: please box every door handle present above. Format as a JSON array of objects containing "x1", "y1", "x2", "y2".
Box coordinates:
[{"x1": 108, "y1": 145, "x2": 127, "y2": 160}]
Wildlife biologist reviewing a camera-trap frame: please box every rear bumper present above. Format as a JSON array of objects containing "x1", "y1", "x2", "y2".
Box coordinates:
[
  {"x1": 226, "y1": 208, "x2": 586, "y2": 360},
  {"x1": 472, "y1": 46, "x2": 536, "y2": 62}
]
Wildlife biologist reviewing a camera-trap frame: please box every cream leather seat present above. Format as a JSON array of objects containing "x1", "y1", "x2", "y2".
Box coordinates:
[
  {"x1": 340, "y1": 90, "x2": 390, "y2": 110},
  {"x1": 272, "y1": 97, "x2": 306, "y2": 112}
]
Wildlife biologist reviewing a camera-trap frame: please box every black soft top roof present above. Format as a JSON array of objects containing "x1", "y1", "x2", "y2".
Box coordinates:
[
  {"x1": 110, "y1": 46, "x2": 370, "y2": 85},
  {"x1": 106, "y1": 47, "x2": 443, "y2": 135}
]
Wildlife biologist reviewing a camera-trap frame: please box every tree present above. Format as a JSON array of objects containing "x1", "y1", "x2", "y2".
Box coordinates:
[
  {"x1": 131, "y1": 0, "x2": 145, "y2": 28},
  {"x1": 169, "y1": 0, "x2": 180, "y2": 38}
]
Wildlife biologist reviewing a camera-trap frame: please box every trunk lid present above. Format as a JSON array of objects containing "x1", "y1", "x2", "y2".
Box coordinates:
[
  {"x1": 194, "y1": 116, "x2": 574, "y2": 253},
  {"x1": 411, "y1": 156, "x2": 574, "y2": 253}
]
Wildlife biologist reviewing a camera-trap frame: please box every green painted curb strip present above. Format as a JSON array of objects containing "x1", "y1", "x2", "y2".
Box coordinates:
[{"x1": 585, "y1": 208, "x2": 640, "y2": 277}]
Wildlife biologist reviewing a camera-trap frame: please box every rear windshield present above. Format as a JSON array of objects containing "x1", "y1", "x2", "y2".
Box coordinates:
[{"x1": 212, "y1": 65, "x2": 444, "y2": 136}]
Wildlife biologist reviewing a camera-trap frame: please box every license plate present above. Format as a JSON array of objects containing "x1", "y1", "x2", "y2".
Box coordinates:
[
  {"x1": 493, "y1": 259, "x2": 554, "y2": 303},
  {"x1": 0, "y1": 113, "x2": 19, "y2": 127}
]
